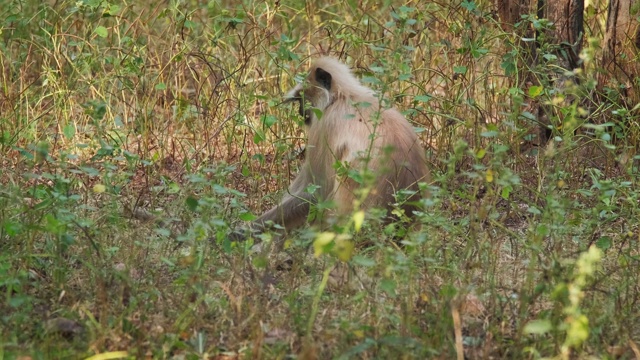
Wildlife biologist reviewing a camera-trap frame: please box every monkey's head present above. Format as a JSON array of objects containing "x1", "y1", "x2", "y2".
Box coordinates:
[
  {"x1": 284, "y1": 57, "x2": 376, "y2": 125},
  {"x1": 284, "y1": 64, "x2": 333, "y2": 125}
]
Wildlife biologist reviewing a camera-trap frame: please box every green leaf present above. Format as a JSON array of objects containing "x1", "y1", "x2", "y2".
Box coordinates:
[
  {"x1": 155, "y1": 228, "x2": 171, "y2": 237},
  {"x1": 521, "y1": 111, "x2": 536, "y2": 121},
  {"x1": 185, "y1": 196, "x2": 199, "y2": 211},
  {"x1": 311, "y1": 108, "x2": 324, "y2": 119},
  {"x1": 523, "y1": 319, "x2": 552, "y2": 335},
  {"x1": 105, "y1": 4, "x2": 121, "y2": 15},
  {"x1": 3, "y1": 221, "x2": 22, "y2": 236},
  {"x1": 595, "y1": 236, "x2": 612, "y2": 251},
  {"x1": 253, "y1": 129, "x2": 265, "y2": 144},
  {"x1": 480, "y1": 130, "x2": 498, "y2": 138},
  {"x1": 9, "y1": 295, "x2": 30, "y2": 308},
  {"x1": 63, "y1": 124, "x2": 76, "y2": 139},
  {"x1": 239, "y1": 212, "x2": 256, "y2": 221},
  {"x1": 79, "y1": 166, "x2": 100, "y2": 176},
  {"x1": 501, "y1": 61, "x2": 516, "y2": 76},
  {"x1": 262, "y1": 114, "x2": 277, "y2": 128},
  {"x1": 471, "y1": 48, "x2": 488, "y2": 58},
  {"x1": 415, "y1": 94, "x2": 432, "y2": 102},
  {"x1": 252, "y1": 255, "x2": 268, "y2": 269},
  {"x1": 453, "y1": 65, "x2": 467, "y2": 75},
  {"x1": 501, "y1": 186, "x2": 512, "y2": 200},
  {"x1": 461, "y1": 0, "x2": 476, "y2": 12},
  {"x1": 527, "y1": 206, "x2": 542, "y2": 215},
  {"x1": 352, "y1": 255, "x2": 376, "y2": 267},
  {"x1": 184, "y1": 20, "x2": 196, "y2": 29},
  {"x1": 0, "y1": 131, "x2": 10, "y2": 145},
  {"x1": 95, "y1": 26, "x2": 108, "y2": 38},
  {"x1": 379, "y1": 278, "x2": 397, "y2": 297}
]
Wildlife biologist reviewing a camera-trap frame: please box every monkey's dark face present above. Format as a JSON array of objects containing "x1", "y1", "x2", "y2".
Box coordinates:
[
  {"x1": 285, "y1": 88, "x2": 312, "y2": 125},
  {"x1": 296, "y1": 95, "x2": 312, "y2": 125},
  {"x1": 285, "y1": 66, "x2": 333, "y2": 126}
]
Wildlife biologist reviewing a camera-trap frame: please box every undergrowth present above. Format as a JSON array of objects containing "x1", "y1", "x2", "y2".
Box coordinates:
[{"x1": 1, "y1": 0, "x2": 639, "y2": 359}]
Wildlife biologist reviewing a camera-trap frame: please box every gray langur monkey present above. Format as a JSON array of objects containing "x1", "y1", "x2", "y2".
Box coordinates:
[{"x1": 239, "y1": 56, "x2": 429, "y2": 238}]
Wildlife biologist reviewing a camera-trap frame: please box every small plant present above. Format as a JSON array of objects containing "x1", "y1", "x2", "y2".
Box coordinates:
[{"x1": 1, "y1": 0, "x2": 639, "y2": 358}]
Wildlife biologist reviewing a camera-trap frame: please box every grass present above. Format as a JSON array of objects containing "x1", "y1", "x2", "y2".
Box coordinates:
[{"x1": 1, "y1": 0, "x2": 639, "y2": 359}]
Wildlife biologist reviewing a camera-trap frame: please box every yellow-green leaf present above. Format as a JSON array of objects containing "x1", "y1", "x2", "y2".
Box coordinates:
[
  {"x1": 528, "y1": 85, "x2": 543, "y2": 98},
  {"x1": 564, "y1": 314, "x2": 589, "y2": 347},
  {"x1": 333, "y1": 235, "x2": 354, "y2": 262},
  {"x1": 85, "y1": 351, "x2": 128, "y2": 360},
  {"x1": 485, "y1": 169, "x2": 494, "y2": 183},
  {"x1": 352, "y1": 210, "x2": 365, "y2": 232},
  {"x1": 523, "y1": 319, "x2": 552, "y2": 335},
  {"x1": 313, "y1": 232, "x2": 335, "y2": 258}
]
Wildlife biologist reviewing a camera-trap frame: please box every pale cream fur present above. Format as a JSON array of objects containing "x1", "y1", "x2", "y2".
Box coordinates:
[{"x1": 249, "y1": 57, "x2": 429, "y2": 233}]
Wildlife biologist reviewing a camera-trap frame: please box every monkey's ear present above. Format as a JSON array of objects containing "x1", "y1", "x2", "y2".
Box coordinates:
[{"x1": 315, "y1": 67, "x2": 332, "y2": 90}]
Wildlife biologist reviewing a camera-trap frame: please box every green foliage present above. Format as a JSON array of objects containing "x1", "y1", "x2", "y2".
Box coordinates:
[{"x1": 1, "y1": 0, "x2": 639, "y2": 358}]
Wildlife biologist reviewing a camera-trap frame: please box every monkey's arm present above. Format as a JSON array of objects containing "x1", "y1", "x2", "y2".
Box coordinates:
[
  {"x1": 248, "y1": 164, "x2": 317, "y2": 234},
  {"x1": 227, "y1": 192, "x2": 314, "y2": 243},
  {"x1": 252, "y1": 191, "x2": 315, "y2": 232}
]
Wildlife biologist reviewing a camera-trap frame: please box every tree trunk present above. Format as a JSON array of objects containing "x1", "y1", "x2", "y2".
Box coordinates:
[
  {"x1": 494, "y1": 0, "x2": 584, "y2": 69},
  {"x1": 539, "y1": 0, "x2": 585, "y2": 70},
  {"x1": 494, "y1": 0, "x2": 585, "y2": 144},
  {"x1": 601, "y1": 0, "x2": 640, "y2": 105},
  {"x1": 495, "y1": 0, "x2": 534, "y2": 32}
]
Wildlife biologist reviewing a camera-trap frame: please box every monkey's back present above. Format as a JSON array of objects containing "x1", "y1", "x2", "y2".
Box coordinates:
[{"x1": 307, "y1": 96, "x2": 429, "y2": 215}]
